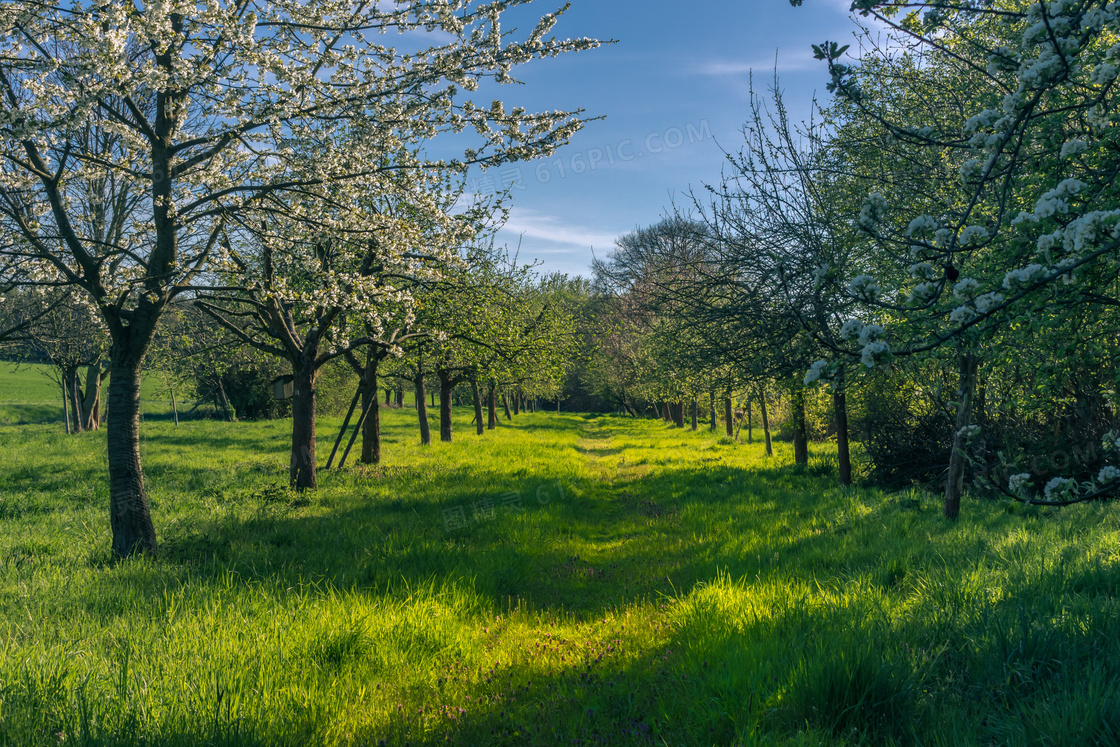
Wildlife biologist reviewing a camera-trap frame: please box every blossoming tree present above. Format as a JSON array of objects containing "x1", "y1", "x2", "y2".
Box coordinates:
[
  {"x1": 0, "y1": 0, "x2": 600, "y2": 555},
  {"x1": 795, "y1": 0, "x2": 1120, "y2": 514}
]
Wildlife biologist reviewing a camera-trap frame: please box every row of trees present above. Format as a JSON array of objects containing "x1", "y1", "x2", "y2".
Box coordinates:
[
  {"x1": 582, "y1": 0, "x2": 1120, "y2": 518},
  {"x1": 0, "y1": 0, "x2": 601, "y2": 557}
]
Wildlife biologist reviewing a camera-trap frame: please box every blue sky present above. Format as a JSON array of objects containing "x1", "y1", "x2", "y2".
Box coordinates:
[{"x1": 464, "y1": 0, "x2": 872, "y2": 277}]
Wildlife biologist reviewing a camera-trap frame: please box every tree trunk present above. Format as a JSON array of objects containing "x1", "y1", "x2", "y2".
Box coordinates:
[
  {"x1": 217, "y1": 378, "x2": 235, "y2": 422},
  {"x1": 746, "y1": 398, "x2": 753, "y2": 443},
  {"x1": 792, "y1": 385, "x2": 809, "y2": 466},
  {"x1": 660, "y1": 402, "x2": 670, "y2": 422},
  {"x1": 759, "y1": 390, "x2": 773, "y2": 457},
  {"x1": 106, "y1": 357, "x2": 159, "y2": 557},
  {"x1": 81, "y1": 364, "x2": 103, "y2": 430},
  {"x1": 834, "y1": 385, "x2": 852, "y2": 486},
  {"x1": 169, "y1": 378, "x2": 179, "y2": 427},
  {"x1": 513, "y1": 392, "x2": 520, "y2": 416},
  {"x1": 385, "y1": 388, "x2": 391, "y2": 406},
  {"x1": 430, "y1": 390, "x2": 435, "y2": 408},
  {"x1": 416, "y1": 373, "x2": 431, "y2": 446},
  {"x1": 724, "y1": 395, "x2": 733, "y2": 438},
  {"x1": 944, "y1": 351, "x2": 979, "y2": 520},
  {"x1": 471, "y1": 376, "x2": 485, "y2": 436},
  {"x1": 709, "y1": 391, "x2": 717, "y2": 431},
  {"x1": 438, "y1": 369, "x2": 453, "y2": 442},
  {"x1": 395, "y1": 388, "x2": 403, "y2": 408},
  {"x1": 488, "y1": 384, "x2": 498, "y2": 429},
  {"x1": 361, "y1": 356, "x2": 381, "y2": 465},
  {"x1": 503, "y1": 390, "x2": 512, "y2": 420},
  {"x1": 64, "y1": 366, "x2": 83, "y2": 434},
  {"x1": 290, "y1": 357, "x2": 318, "y2": 490},
  {"x1": 62, "y1": 378, "x2": 71, "y2": 435},
  {"x1": 673, "y1": 402, "x2": 685, "y2": 428},
  {"x1": 690, "y1": 399, "x2": 698, "y2": 431}
]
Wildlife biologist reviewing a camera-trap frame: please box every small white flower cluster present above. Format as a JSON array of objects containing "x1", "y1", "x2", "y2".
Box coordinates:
[
  {"x1": 857, "y1": 193, "x2": 888, "y2": 233},
  {"x1": 856, "y1": 324, "x2": 890, "y2": 369},
  {"x1": 1098, "y1": 466, "x2": 1120, "y2": 484},
  {"x1": 974, "y1": 292, "x2": 1004, "y2": 314},
  {"x1": 909, "y1": 262, "x2": 937, "y2": 280},
  {"x1": 1003, "y1": 263, "x2": 1045, "y2": 289},
  {"x1": 958, "y1": 225, "x2": 989, "y2": 246},
  {"x1": 837, "y1": 319, "x2": 890, "y2": 368},
  {"x1": 909, "y1": 282, "x2": 939, "y2": 305},
  {"x1": 1060, "y1": 139, "x2": 1088, "y2": 159},
  {"x1": 840, "y1": 319, "x2": 864, "y2": 341},
  {"x1": 906, "y1": 215, "x2": 939, "y2": 237},
  {"x1": 949, "y1": 305, "x2": 975, "y2": 324},
  {"x1": 958, "y1": 425, "x2": 981, "y2": 439},
  {"x1": 847, "y1": 274, "x2": 881, "y2": 301},
  {"x1": 804, "y1": 360, "x2": 829, "y2": 386},
  {"x1": 953, "y1": 277, "x2": 981, "y2": 300},
  {"x1": 1008, "y1": 473, "x2": 1032, "y2": 493},
  {"x1": 1014, "y1": 178, "x2": 1087, "y2": 223},
  {"x1": 1044, "y1": 477, "x2": 1076, "y2": 500},
  {"x1": 858, "y1": 323, "x2": 885, "y2": 346},
  {"x1": 861, "y1": 341, "x2": 890, "y2": 369}
]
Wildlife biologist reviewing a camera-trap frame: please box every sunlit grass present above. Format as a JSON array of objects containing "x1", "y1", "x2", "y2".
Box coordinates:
[{"x1": 3, "y1": 402, "x2": 1120, "y2": 745}]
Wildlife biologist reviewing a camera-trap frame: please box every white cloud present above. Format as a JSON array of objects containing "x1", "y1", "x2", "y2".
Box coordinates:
[
  {"x1": 696, "y1": 48, "x2": 821, "y2": 77},
  {"x1": 500, "y1": 207, "x2": 622, "y2": 250}
]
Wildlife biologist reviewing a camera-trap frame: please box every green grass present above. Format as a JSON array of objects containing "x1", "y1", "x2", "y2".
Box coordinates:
[
  {"x1": 3, "y1": 401, "x2": 1120, "y2": 745},
  {"x1": 0, "y1": 362, "x2": 195, "y2": 425}
]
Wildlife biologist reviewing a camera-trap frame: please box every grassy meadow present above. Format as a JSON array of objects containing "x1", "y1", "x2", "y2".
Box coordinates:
[{"x1": 2, "y1": 381, "x2": 1120, "y2": 744}]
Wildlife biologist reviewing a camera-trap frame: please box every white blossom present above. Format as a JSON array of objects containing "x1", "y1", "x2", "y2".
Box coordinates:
[
  {"x1": 909, "y1": 282, "x2": 939, "y2": 304},
  {"x1": 848, "y1": 274, "x2": 881, "y2": 301},
  {"x1": 1003, "y1": 263, "x2": 1046, "y2": 289},
  {"x1": 1060, "y1": 139, "x2": 1088, "y2": 158},
  {"x1": 860, "y1": 340, "x2": 891, "y2": 369},
  {"x1": 974, "y1": 292, "x2": 1004, "y2": 314},
  {"x1": 1098, "y1": 466, "x2": 1120, "y2": 484},
  {"x1": 909, "y1": 262, "x2": 936, "y2": 280},
  {"x1": 1044, "y1": 477, "x2": 1076, "y2": 500},
  {"x1": 804, "y1": 360, "x2": 828, "y2": 386},
  {"x1": 857, "y1": 323, "x2": 885, "y2": 346},
  {"x1": 953, "y1": 277, "x2": 981, "y2": 300},
  {"x1": 959, "y1": 225, "x2": 989, "y2": 245},
  {"x1": 857, "y1": 193, "x2": 888, "y2": 233},
  {"x1": 949, "y1": 305, "x2": 976, "y2": 324},
  {"x1": 839, "y1": 319, "x2": 864, "y2": 341},
  {"x1": 906, "y1": 215, "x2": 939, "y2": 237},
  {"x1": 1009, "y1": 473, "x2": 1032, "y2": 493}
]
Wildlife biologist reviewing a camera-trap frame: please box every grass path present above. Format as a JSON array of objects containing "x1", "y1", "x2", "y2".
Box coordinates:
[{"x1": 3, "y1": 411, "x2": 1120, "y2": 744}]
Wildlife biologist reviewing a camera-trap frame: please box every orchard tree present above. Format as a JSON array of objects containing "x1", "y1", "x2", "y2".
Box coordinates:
[
  {"x1": 795, "y1": 0, "x2": 1120, "y2": 513},
  {"x1": 0, "y1": 0, "x2": 601, "y2": 554}
]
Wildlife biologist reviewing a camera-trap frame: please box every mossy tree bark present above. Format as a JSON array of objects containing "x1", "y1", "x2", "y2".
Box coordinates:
[
  {"x1": 361, "y1": 357, "x2": 381, "y2": 465},
  {"x1": 106, "y1": 354, "x2": 159, "y2": 557},
  {"x1": 290, "y1": 351, "x2": 319, "y2": 489}
]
